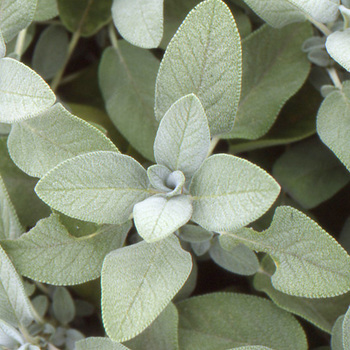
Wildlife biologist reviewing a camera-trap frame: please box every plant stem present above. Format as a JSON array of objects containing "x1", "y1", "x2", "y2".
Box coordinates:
[
  {"x1": 306, "y1": 15, "x2": 332, "y2": 36},
  {"x1": 327, "y1": 67, "x2": 343, "y2": 89},
  {"x1": 14, "y1": 28, "x2": 27, "y2": 59},
  {"x1": 108, "y1": 22, "x2": 119, "y2": 49}
]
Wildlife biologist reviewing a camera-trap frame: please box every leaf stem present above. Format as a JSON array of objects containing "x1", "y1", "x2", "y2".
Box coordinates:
[
  {"x1": 14, "y1": 28, "x2": 27, "y2": 59},
  {"x1": 327, "y1": 67, "x2": 343, "y2": 89},
  {"x1": 306, "y1": 15, "x2": 332, "y2": 36},
  {"x1": 108, "y1": 22, "x2": 119, "y2": 49}
]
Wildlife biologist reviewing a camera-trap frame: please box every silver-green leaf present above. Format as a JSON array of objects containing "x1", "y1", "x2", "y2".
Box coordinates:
[
  {"x1": 326, "y1": 29, "x2": 350, "y2": 72},
  {"x1": 76, "y1": 337, "x2": 131, "y2": 350},
  {"x1": 189, "y1": 154, "x2": 280, "y2": 232},
  {"x1": 112, "y1": 0, "x2": 163, "y2": 49},
  {"x1": 0, "y1": 58, "x2": 56, "y2": 123},
  {"x1": 154, "y1": 94, "x2": 210, "y2": 179},
  {"x1": 8, "y1": 103, "x2": 118, "y2": 178},
  {"x1": 155, "y1": 0, "x2": 242, "y2": 135},
  {"x1": 35, "y1": 151, "x2": 151, "y2": 225},
  {"x1": 34, "y1": 0, "x2": 59, "y2": 21},
  {"x1": 52, "y1": 287, "x2": 75, "y2": 325},
  {"x1": 101, "y1": 235, "x2": 192, "y2": 342},
  {"x1": 0, "y1": 31, "x2": 5, "y2": 58}
]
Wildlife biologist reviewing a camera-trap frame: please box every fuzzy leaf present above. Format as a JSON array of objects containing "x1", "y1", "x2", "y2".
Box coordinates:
[
  {"x1": 52, "y1": 287, "x2": 75, "y2": 325},
  {"x1": 224, "y1": 22, "x2": 311, "y2": 139},
  {"x1": 0, "y1": 319, "x2": 24, "y2": 348},
  {"x1": 34, "y1": 0, "x2": 59, "y2": 21},
  {"x1": 57, "y1": 0, "x2": 112, "y2": 37},
  {"x1": 147, "y1": 165, "x2": 172, "y2": 192},
  {"x1": 177, "y1": 293, "x2": 307, "y2": 350},
  {"x1": 331, "y1": 315, "x2": 344, "y2": 350},
  {"x1": 209, "y1": 238, "x2": 259, "y2": 276},
  {"x1": 99, "y1": 43, "x2": 159, "y2": 160},
  {"x1": 76, "y1": 338, "x2": 130, "y2": 350},
  {"x1": 317, "y1": 81, "x2": 350, "y2": 171},
  {"x1": 133, "y1": 195, "x2": 192, "y2": 242},
  {"x1": 0, "y1": 0, "x2": 36, "y2": 42},
  {"x1": 101, "y1": 235, "x2": 192, "y2": 342},
  {"x1": 326, "y1": 29, "x2": 350, "y2": 72},
  {"x1": 343, "y1": 306, "x2": 350, "y2": 349},
  {"x1": 2, "y1": 214, "x2": 130, "y2": 285},
  {"x1": 0, "y1": 245, "x2": 36, "y2": 327},
  {"x1": 179, "y1": 224, "x2": 213, "y2": 243},
  {"x1": 35, "y1": 152, "x2": 151, "y2": 225},
  {"x1": 221, "y1": 206, "x2": 350, "y2": 297},
  {"x1": 0, "y1": 32, "x2": 5, "y2": 58},
  {"x1": 230, "y1": 347, "x2": 273, "y2": 350},
  {"x1": 254, "y1": 256, "x2": 350, "y2": 333},
  {"x1": 272, "y1": 138, "x2": 350, "y2": 209},
  {"x1": 155, "y1": 0, "x2": 242, "y2": 135},
  {"x1": 154, "y1": 94, "x2": 210, "y2": 179},
  {"x1": 112, "y1": 0, "x2": 163, "y2": 49},
  {"x1": 125, "y1": 303, "x2": 179, "y2": 350},
  {"x1": 0, "y1": 58, "x2": 56, "y2": 123},
  {"x1": 0, "y1": 175, "x2": 23, "y2": 240},
  {"x1": 8, "y1": 103, "x2": 118, "y2": 178},
  {"x1": 32, "y1": 25, "x2": 69, "y2": 80},
  {"x1": 189, "y1": 154, "x2": 280, "y2": 231}
]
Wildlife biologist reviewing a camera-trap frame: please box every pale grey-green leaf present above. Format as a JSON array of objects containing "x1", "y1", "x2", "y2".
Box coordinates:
[
  {"x1": 35, "y1": 152, "x2": 151, "y2": 225},
  {"x1": 147, "y1": 165, "x2": 176, "y2": 194},
  {"x1": 189, "y1": 154, "x2": 280, "y2": 231},
  {"x1": 343, "y1": 306, "x2": 350, "y2": 348},
  {"x1": 1, "y1": 214, "x2": 130, "y2": 285},
  {"x1": 99, "y1": 43, "x2": 159, "y2": 160},
  {"x1": 331, "y1": 316, "x2": 345, "y2": 350},
  {"x1": 155, "y1": 0, "x2": 242, "y2": 135},
  {"x1": 223, "y1": 22, "x2": 311, "y2": 139},
  {"x1": 76, "y1": 337, "x2": 130, "y2": 350},
  {"x1": 32, "y1": 25, "x2": 69, "y2": 80},
  {"x1": 133, "y1": 194, "x2": 192, "y2": 242},
  {"x1": 272, "y1": 138, "x2": 350, "y2": 209},
  {"x1": 0, "y1": 31, "x2": 5, "y2": 58},
  {"x1": 34, "y1": 0, "x2": 59, "y2": 21},
  {"x1": 317, "y1": 81, "x2": 350, "y2": 171},
  {"x1": 101, "y1": 235, "x2": 192, "y2": 342},
  {"x1": 125, "y1": 303, "x2": 179, "y2": 350},
  {"x1": 191, "y1": 240, "x2": 211, "y2": 256},
  {"x1": 0, "y1": 0, "x2": 36, "y2": 42},
  {"x1": 221, "y1": 206, "x2": 350, "y2": 297},
  {"x1": 0, "y1": 319, "x2": 24, "y2": 348},
  {"x1": 177, "y1": 293, "x2": 307, "y2": 350},
  {"x1": 8, "y1": 103, "x2": 118, "y2": 178},
  {"x1": 326, "y1": 29, "x2": 350, "y2": 72},
  {"x1": 209, "y1": 238, "x2": 259, "y2": 276},
  {"x1": 154, "y1": 94, "x2": 210, "y2": 179},
  {"x1": 0, "y1": 58, "x2": 56, "y2": 123},
  {"x1": 112, "y1": 0, "x2": 163, "y2": 49},
  {"x1": 52, "y1": 287, "x2": 75, "y2": 325},
  {"x1": 0, "y1": 245, "x2": 36, "y2": 327},
  {"x1": 0, "y1": 175, "x2": 23, "y2": 240},
  {"x1": 254, "y1": 256, "x2": 350, "y2": 333},
  {"x1": 31, "y1": 295, "x2": 48, "y2": 318},
  {"x1": 164, "y1": 171, "x2": 186, "y2": 197},
  {"x1": 178, "y1": 224, "x2": 213, "y2": 243},
  {"x1": 230, "y1": 347, "x2": 273, "y2": 350}
]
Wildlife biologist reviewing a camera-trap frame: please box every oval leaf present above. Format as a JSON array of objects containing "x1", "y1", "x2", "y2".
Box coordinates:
[
  {"x1": 101, "y1": 235, "x2": 192, "y2": 342},
  {"x1": 326, "y1": 29, "x2": 350, "y2": 72},
  {"x1": 8, "y1": 103, "x2": 118, "y2": 178},
  {"x1": 0, "y1": 58, "x2": 56, "y2": 123},
  {"x1": 52, "y1": 287, "x2": 75, "y2": 325},
  {"x1": 35, "y1": 151, "x2": 151, "y2": 225},
  {"x1": 76, "y1": 338, "x2": 131, "y2": 350},
  {"x1": 189, "y1": 154, "x2": 280, "y2": 232},
  {"x1": 155, "y1": 0, "x2": 242, "y2": 135},
  {"x1": 112, "y1": 0, "x2": 163, "y2": 49},
  {"x1": 34, "y1": 0, "x2": 59, "y2": 21}
]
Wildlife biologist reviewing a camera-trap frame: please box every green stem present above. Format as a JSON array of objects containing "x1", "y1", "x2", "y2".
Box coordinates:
[
  {"x1": 306, "y1": 15, "x2": 332, "y2": 36},
  {"x1": 14, "y1": 28, "x2": 27, "y2": 59},
  {"x1": 327, "y1": 67, "x2": 343, "y2": 89},
  {"x1": 108, "y1": 22, "x2": 119, "y2": 49}
]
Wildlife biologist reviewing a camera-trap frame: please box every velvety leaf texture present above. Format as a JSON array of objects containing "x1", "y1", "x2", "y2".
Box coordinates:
[
  {"x1": 0, "y1": 31, "x2": 5, "y2": 58},
  {"x1": 35, "y1": 151, "x2": 151, "y2": 225},
  {"x1": 343, "y1": 306, "x2": 350, "y2": 349},
  {"x1": 8, "y1": 103, "x2": 118, "y2": 178},
  {"x1": 52, "y1": 287, "x2": 75, "y2": 325},
  {"x1": 76, "y1": 337, "x2": 131, "y2": 350},
  {"x1": 189, "y1": 154, "x2": 280, "y2": 231},
  {"x1": 177, "y1": 293, "x2": 307, "y2": 350},
  {"x1": 112, "y1": 0, "x2": 163, "y2": 49},
  {"x1": 2, "y1": 214, "x2": 131, "y2": 285},
  {"x1": 34, "y1": 0, "x2": 59, "y2": 21},
  {"x1": 155, "y1": 0, "x2": 242, "y2": 135},
  {"x1": 101, "y1": 235, "x2": 192, "y2": 342},
  {"x1": 221, "y1": 206, "x2": 350, "y2": 297},
  {"x1": 154, "y1": 94, "x2": 210, "y2": 180},
  {"x1": 0, "y1": 58, "x2": 56, "y2": 123},
  {"x1": 326, "y1": 29, "x2": 350, "y2": 72}
]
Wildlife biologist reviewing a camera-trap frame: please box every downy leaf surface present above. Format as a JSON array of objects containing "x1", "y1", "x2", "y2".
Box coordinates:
[
  {"x1": 0, "y1": 31, "x2": 5, "y2": 58},
  {"x1": 57, "y1": 0, "x2": 112, "y2": 37},
  {"x1": 343, "y1": 306, "x2": 350, "y2": 349},
  {"x1": 254, "y1": 256, "x2": 350, "y2": 333},
  {"x1": 154, "y1": 94, "x2": 210, "y2": 180},
  {"x1": 317, "y1": 81, "x2": 350, "y2": 171},
  {"x1": 0, "y1": 0, "x2": 36, "y2": 42},
  {"x1": 0, "y1": 58, "x2": 56, "y2": 123},
  {"x1": 155, "y1": 0, "x2": 242, "y2": 135},
  {"x1": 125, "y1": 303, "x2": 179, "y2": 350},
  {"x1": 331, "y1": 315, "x2": 344, "y2": 350},
  {"x1": 35, "y1": 151, "x2": 151, "y2": 225},
  {"x1": 178, "y1": 224, "x2": 213, "y2": 243},
  {"x1": 220, "y1": 206, "x2": 350, "y2": 297},
  {"x1": 177, "y1": 293, "x2": 307, "y2": 350},
  {"x1": 76, "y1": 338, "x2": 130, "y2": 350},
  {"x1": 133, "y1": 194, "x2": 193, "y2": 242},
  {"x1": 326, "y1": 29, "x2": 350, "y2": 72},
  {"x1": 112, "y1": 0, "x2": 163, "y2": 49},
  {"x1": 99, "y1": 43, "x2": 159, "y2": 160},
  {"x1": 52, "y1": 287, "x2": 75, "y2": 325},
  {"x1": 8, "y1": 103, "x2": 118, "y2": 178},
  {"x1": 34, "y1": 0, "x2": 59, "y2": 21},
  {"x1": 224, "y1": 22, "x2": 311, "y2": 139},
  {"x1": 1, "y1": 214, "x2": 130, "y2": 285},
  {"x1": 189, "y1": 154, "x2": 280, "y2": 232},
  {"x1": 101, "y1": 235, "x2": 192, "y2": 342}
]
